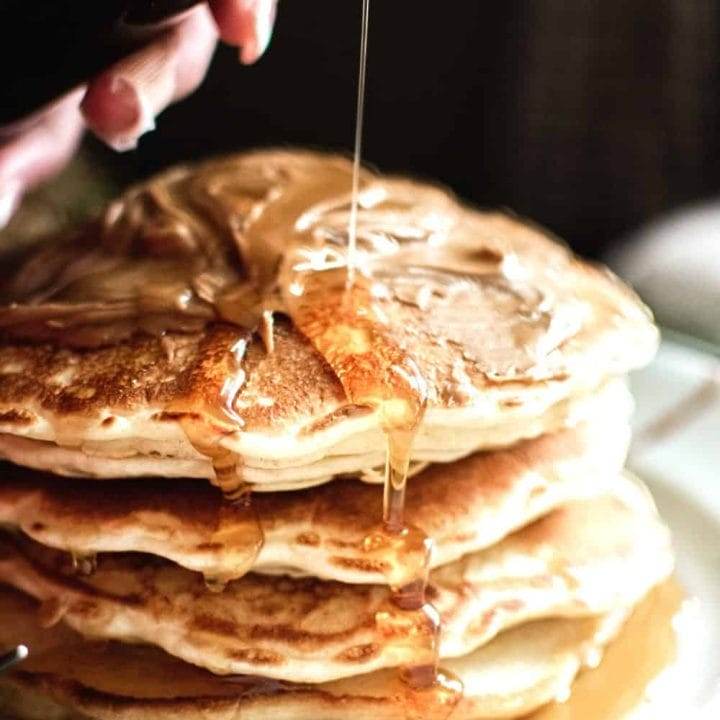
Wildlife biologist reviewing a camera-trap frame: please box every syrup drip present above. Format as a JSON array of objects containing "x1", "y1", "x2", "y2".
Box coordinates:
[
  {"x1": 70, "y1": 551, "x2": 97, "y2": 576},
  {"x1": 381, "y1": 669, "x2": 464, "y2": 720},
  {"x1": 167, "y1": 331, "x2": 264, "y2": 584},
  {"x1": 204, "y1": 576, "x2": 230, "y2": 594},
  {"x1": 375, "y1": 433, "x2": 464, "y2": 709},
  {"x1": 284, "y1": 266, "x2": 462, "y2": 712}
]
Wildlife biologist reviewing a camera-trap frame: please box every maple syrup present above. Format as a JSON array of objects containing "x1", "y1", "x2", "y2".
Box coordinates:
[
  {"x1": 272, "y1": 1, "x2": 463, "y2": 708},
  {"x1": 167, "y1": 329, "x2": 264, "y2": 584},
  {"x1": 402, "y1": 671, "x2": 465, "y2": 719},
  {"x1": 70, "y1": 551, "x2": 98, "y2": 576},
  {"x1": 283, "y1": 260, "x2": 461, "y2": 710},
  {"x1": 346, "y1": 0, "x2": 370, "y2": 286},
  {"x1": 529, "y1": 578, "x2": 686, "y2": 720}
]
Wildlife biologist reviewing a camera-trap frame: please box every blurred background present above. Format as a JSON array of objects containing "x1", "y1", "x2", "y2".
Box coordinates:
[{"x1": 3, "y1": 0, "x2": 720, "y2": 344}]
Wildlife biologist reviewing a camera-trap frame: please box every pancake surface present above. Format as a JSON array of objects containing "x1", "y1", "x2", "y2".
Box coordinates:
[{"x1": 0, "y1": 150, "x2": 657, "y2": 488}]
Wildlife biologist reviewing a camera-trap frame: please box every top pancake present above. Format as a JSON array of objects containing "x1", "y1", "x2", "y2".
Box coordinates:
[{"x1": 0, "y1": 150, "x2": 657, "y2": 486}]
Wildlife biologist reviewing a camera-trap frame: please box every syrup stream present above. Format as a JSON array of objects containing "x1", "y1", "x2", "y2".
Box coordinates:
[
  {"x1": 346, "y1": 0, "x2": 370, "y2": 287},
  {"x1": 338, "y1": 0, "x2": 461, "y2": 710}
]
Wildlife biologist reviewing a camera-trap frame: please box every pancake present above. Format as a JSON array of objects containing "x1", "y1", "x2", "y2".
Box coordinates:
[
  {"x1": 0, "y1": 405, "x2": 631, "y2": 585},
  {"x1": 0, "y1": 150, "x2": 657, "y2": 488},
  {"x1": 0, "y1": 583, "x2": 630, "y2": 720},
  {"x1": 0, "y1": 475, "x2": 672, "y2": 683},
  {"x1": 0, "y1": 369, "x2": 622, "y2": 491}
]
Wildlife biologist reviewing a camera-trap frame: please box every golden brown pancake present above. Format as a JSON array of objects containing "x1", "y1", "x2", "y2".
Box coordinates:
[
  {"x1": 0, "y1": 582, "x2": 631, "y2": 720},
  {"x1": 0, "y1": 475, "x2": 672, "y2": 683},
  {"x1": 0, "y1": 371, "x2": 625, "y2": 491},
  {"x1": 0, "y1": 150, "x2": 657, "y2": 489},
  {"x1": 0, "y1": 409, "x2": 630, "y2": 584}
]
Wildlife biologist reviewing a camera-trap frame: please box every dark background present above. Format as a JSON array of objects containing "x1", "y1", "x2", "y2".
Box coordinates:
[{"x1": 89, "y1": 0, "x2": 720, "y2": 258}]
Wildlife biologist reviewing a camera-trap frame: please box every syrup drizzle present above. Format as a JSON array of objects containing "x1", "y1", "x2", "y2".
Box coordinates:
[
  {"x1": 269, "y1": 2, "x2": 462, "y2": 712},
  {"x1": 346, "y1": 0, "x2": 370, "y2": 287},
  {"x1": 287, "y1": 282, "x2": 462, "y2": 712},
  {"x1": 283, "y1": 270, "x2": 461, "y2": 714},
  {"x1": 341, "y1": 1, "x2": 461, "y2": 710},
  {"x1": 168, "y1": 331, "x2": 264, "y2": 591}
]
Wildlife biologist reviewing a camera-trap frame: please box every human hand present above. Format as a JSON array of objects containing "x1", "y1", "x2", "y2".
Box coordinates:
[{"x1": 0, "y1": 0, "x2": 278, "y2": 227}]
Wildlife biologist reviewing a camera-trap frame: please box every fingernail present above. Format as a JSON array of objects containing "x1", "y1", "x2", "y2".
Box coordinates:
[
  {"x1": 82, "y1": 77, "x2": 156, "y2": 152},
  {"x1": 240, "y1": 0, "x2": 277, "y2": 65},
  {"x1": 0, "y1": 180, "x2": 22, "y2": 229}
]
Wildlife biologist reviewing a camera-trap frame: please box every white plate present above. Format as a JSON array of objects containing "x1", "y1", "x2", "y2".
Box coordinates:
[{"x1": 628, "y1": 338, "x2": 720, "y2": 717}]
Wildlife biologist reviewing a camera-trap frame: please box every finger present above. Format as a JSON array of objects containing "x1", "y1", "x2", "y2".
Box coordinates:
[
  {"x1": 0, "y1": 89, "x2": 85, "y2": 228},
  {"x1": 210, "y1": 0, "x2": 278, "y2": 64},
  {"x1": 80, "y1": 5, "x2": 217, "y2": 152}
]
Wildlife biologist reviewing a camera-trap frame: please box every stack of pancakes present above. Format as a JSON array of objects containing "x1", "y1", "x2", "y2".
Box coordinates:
[{"x1": 0, "y1": 150, "x2": 672, "y2": 719}]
